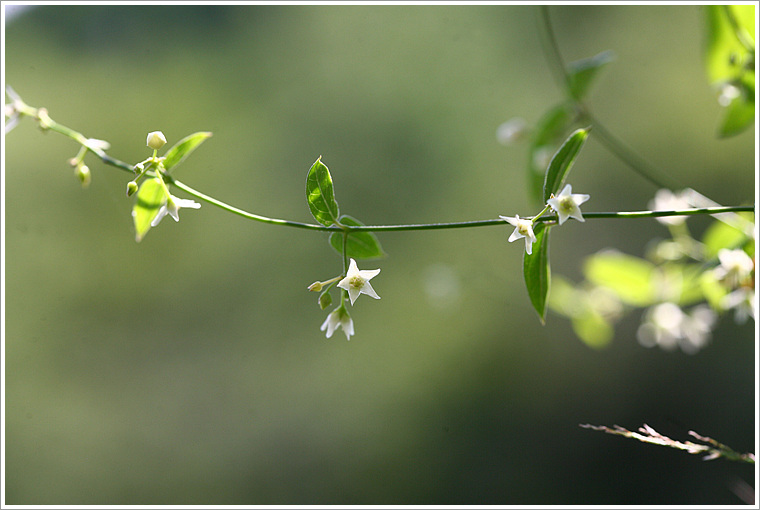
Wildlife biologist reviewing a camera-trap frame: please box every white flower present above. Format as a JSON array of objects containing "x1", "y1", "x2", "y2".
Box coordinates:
[
  {"x1": 714, "y1": 249, "x2": 754, "y2": 288},
  {"x1": 338, "y1": 258, "x2": 381, "y2": 305},
  {"x1": 722, "y1": 287, "x2": 755, "y2": 324},
  {"x1": 320, "y1": 306, "x2": 354, "y2": 340},
  {"x1": 547, "y1": 184, "x2": 590, "y2": 225},
  {"x1": 500, "y1": 215, "x2": 537, "y2": 255},
  {"x1": 649, "y1": 189, "x2": 690, "y2": 226},
  {"x1": 496, "y1": 117, "x2": 527, "y2": 145},
  {"x1": 637, "y1": 302, "x2": 716, "y2": 354},
  {"x1": 151, "y1": 194, "x2": 201, "y2": 226},
  {"x1": 146, "y1": 131, "x2": 167, "y2": 150}
]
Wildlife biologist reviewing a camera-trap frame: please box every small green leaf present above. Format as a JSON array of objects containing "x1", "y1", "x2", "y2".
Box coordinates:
[
  {"x1": 318, "y1": 290, "x2": 333, "y2": 310},
  {"x1": 329, "y1": 215, "x2": 386, "y2": 260},
  {"x1": 132, "y1": 177, "x2": 166, "y2": 242},
  {"x1": 543, "y1": 127, "x2": 590, "y2": 203},
  {"x1": 524, "y1": 222, "x2": 551, "y2": 323},
  {"x1": 718, "y1": 85, "x2": 755, "y2": 137},
  {"x1": 584, "y1": 250, "x2": 656, "y2": 306},
  {"x1": 528, "y1": 103, "x2": 574, "y2": 204},
  {"x1": 306, "y1": 157, "x2": 340, "y2": 227},
  {"x1": 162, "y1": 132, "x2": 213, "y2": 172},
  {"x1": 567, "y1": 50, "x2": 615, "y2": 100}
]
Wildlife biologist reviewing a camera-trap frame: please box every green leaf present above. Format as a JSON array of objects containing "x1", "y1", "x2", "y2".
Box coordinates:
[
  {"x1": 329, "y1": 215, "x2": 386, "y2": 260},
  {"x1": 567, "y1": 50, "x2": 615, "y2": 100},
  {"x1": 306, "y1": 157, "x2": 340, "y2": 227},
  {"x1": 584, "y1": 250, "x2": 656, "y2": 306},
  {"x1": 705, "y1": 5, "x2": 755, "y2": 85},
  {"x1": 571, "y1": 310, "x2": 613, "y2": 349},
  {"x1": 705, "y1": 5, "x2": 755, "y2": 136},
  {"x1": 718, "y1": 83, "x2": 755, "y2": 137},
  {"x1": 701, "y1": 212, "x2": 754, "y2": 258},
  {"x1": 528, "y1": 103, "x2": 574, "y2": 204},
  {"x1": 543, "y1": 127, "x2": 590, "y2": 203},
  {"x1": 132, "y1": 177, "x2": 167, "y2": 242},
  {"x1": 318, "y1": 290, "x2": 333, "y2": 310},
  {"x1": 524, "y1": 222, "x2": 551, "y2": 323},
  {"x1": 162, "y1": 132, "x2": 213, "y2": 172}
]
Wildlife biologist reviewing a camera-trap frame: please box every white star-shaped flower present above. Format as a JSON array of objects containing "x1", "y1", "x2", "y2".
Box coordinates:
[
  {"x1": 151, "y1": 194, "x2": 201, "y2": 227},
  {"x1": 500, "y1": 215, "x2": 537, "y2": 255},
  {"x1": 546, "y1": 184, "x2": 590, "y2": 225},
  {"x1": 320, "y1": 306, "x2": 354, "y2": 340},
  {"x1": 648, "y1": 189, "x2": 690, "y2": 226},
  {"x1": 337, "y1": 258, "x2": 381, "y2": 305}
]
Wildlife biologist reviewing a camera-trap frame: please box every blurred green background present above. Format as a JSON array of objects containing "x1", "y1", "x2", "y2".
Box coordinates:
[{"x1": 4, "y1": 4, "x2": 755, "y2": 505}]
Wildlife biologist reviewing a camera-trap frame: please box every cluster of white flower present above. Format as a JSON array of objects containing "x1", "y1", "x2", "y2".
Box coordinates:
[
  {"x1": 316, "y1": 258, "x2": 381, "y2": 341},
  {"x1": 501, "y1": 184, "x2": 590, "y2": 255}
]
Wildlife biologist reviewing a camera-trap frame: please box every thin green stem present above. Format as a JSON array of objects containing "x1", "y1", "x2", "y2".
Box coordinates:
[
  {"x1": 538, "y1": 6, "x2": 682, "y2": 190},
  {"x1": 8, "y1": 89, "x2": 754, "y2": 235}
]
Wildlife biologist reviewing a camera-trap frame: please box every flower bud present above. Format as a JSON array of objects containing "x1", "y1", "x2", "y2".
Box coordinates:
[
  {"x1": 126, "y1": 181, "x2": 139, "y2": 196},
  {"x1": 146, "y1": 131, "x2": 167, "y2": 150},
  {"x1": 308, "y1": 281, "x2": 324, "y2": 292},
  {"x1": 76, "y1": 164, "x2": 91, "y2": 187}
]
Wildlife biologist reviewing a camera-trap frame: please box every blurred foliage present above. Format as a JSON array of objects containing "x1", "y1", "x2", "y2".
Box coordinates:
[{"x1": 4, "y1": 4, "x2": 756, "y2": 505}]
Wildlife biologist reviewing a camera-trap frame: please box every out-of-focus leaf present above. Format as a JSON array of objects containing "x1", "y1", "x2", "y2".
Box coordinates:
[
  {"x1": 571, "y1": 310, "x2": 613, "y2": 349},
  {"x1": 132, "y1": 177, "x2": 166, "y2": 242},
  {"x1": 705, "y1": 5, "x2": 755, "y2": 136},
  {"x1": 306, "y1": 157, "x2": 340, "y2": 227},
  {"x1": 329, "y1": 215, "x2": 386, "y2": 260},
  {"x1": 567, "y1": 50, "x2": 616, "y2": 100},
  {"x1": 543, "y1": 127, "x2": 590, "y2": 203},
  {"x1": 163, "y1": 132, "x2": 213, "y2": 172},
  {"x1": 584, "y1": 250, "x2": 657, "y2": 306},
  {"x1": 524, "y1": 222, "x2": 551, "y2": 323},
  {"x1": 318, "y1": 290, "x2": 333, "y2": 310},
  {"x1": 701, "y1": 212, "x2": 754, "y2": 258}
]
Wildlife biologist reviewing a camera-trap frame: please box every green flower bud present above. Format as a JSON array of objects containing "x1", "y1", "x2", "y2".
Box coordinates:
[
  {"x1": 126, "y1": 181, "x2": 139, "y2": 196},
  {"x1": 146, "y1": 131, "x2": 167, "y2": 150},
  {"x1": 76, "y1": 164, "x2": 91, "y2": 187}
]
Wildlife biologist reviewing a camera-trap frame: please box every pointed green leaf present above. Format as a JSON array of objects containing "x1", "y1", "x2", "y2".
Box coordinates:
[
  {"x1": 584, "y1": 250, "x2": 656, "y2": 306},
  {"x1": 132, "y1": 177, "x2": 167, "y2": 242},
  {"x1": 524, "y1": 222, "x2": 551, "y2": 323},
  {"x1": 329, "y1": 215, "x2": 386, "y2": 260},
  {"x1": 528, "y1": 103, "x2": 574, "y2": 204},
  {"x1": 567, "y1": 50, "x2": 616, "y2": 100},
  {"x1": 306, "y1": 157, "x2": 340, "y2": 227},
  {"x1": 543, "y1": 127, "x2": 590, "y2": 203},
  {"x1": 162, "y1": 132, "x2": 213, "y2": 172}
]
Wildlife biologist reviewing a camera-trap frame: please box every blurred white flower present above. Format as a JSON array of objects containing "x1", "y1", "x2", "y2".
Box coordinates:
[
  {"x1": 500, "y1": 215, "x2": 537, "y2": 255},
  {"x1": 496, "y1": 117, "x2": 528, "y2": 145},
  {"x1": 337, "y1": 258, "x2": 381, "y2": 305},
  {"x1": 714, "y1": 249, "x2": 754, "y2": 288},
  {"x1": 320, "y1": 306, "x2": 354, "y2": 340},
  {"x1": 151, "y1": 194, "x2": 201, "y2": 226},
  {"x1": 649, "y1": 189, "x2": 690, "y2": 226},
  {"x1": 547, "y1": 184, "x2": 590, "y2": 225},
  {"x1": 722, "y1": 287, "x2": 756, "y2": 324},
  {"x1": 637, "y1": 302, "x2": 716, "y2": 354}
]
